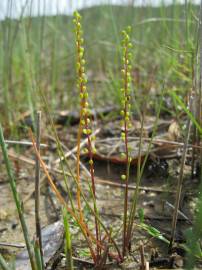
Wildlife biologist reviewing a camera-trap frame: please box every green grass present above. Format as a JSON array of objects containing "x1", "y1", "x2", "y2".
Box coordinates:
[
  {"x1": 0, "y1": 4, "x2": 198, "y2": 127},
  {"x1": 0, "y1": 124, "x2": 38, "y2": 270}
]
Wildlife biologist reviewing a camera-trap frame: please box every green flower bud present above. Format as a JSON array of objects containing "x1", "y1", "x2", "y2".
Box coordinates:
[
  {"x1": 128, "y1": 42, "x2": 132, "y2": 48},
  {"x1": 81, "y1": 119, "x2": 85, "y2": 126},
  {"x1": 87, "y1": 129, "x2": 92, "y2": 135},
  {"x1": 89, "y1": 159, "x2": 93, "y2": 165},
  {"x1": 91, "y1": 135, "x2": 96, "y2": 141},
  {"x1": 120, "y1": 110, "x2": 125, "y2": 116},
  {"x1": 120, "y1": 152, "x2": 126, "y2": 158},
  {"x1": 127, "y1": 26, "x2": 132, "y2": 32},
  {"x1": 83, "y1": 147, "x2": 88, "y2": 154},
  {"x1": 128, "y1": 123, "x2": 132, "y2": 129}
]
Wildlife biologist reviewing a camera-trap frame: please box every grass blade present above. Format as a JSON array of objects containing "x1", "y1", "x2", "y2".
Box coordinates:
[
  {"x1": 0, "y1": 124, "x2": 37, "y2": 270},
  {"x1": 63, "y1": 207, "x2": 74, "y2": 270},
  {"x1": 0, "y1": 254, "x2": 10, "y2": 270}
]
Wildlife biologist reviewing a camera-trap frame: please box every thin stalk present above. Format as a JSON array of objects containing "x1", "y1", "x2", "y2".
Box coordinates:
[
  {"x1": 125, "y1": 114, "x2": 144, "y2": 248},
  {"x1": 191, "y1": 28, "x2": 199, "y2": 176},
  {"x1": 38, "y1": 0, "x2": 46, "y2": 79},
  {"x1": 122, "y1": 160, "x2": 130, "y2": 256},
  {"x1": 0, "y1": 125, "x2": 37, "y2": 270},
  {"x1": 199, "y1": 0, "x2": 202, "y2": 183},
  {"x1": 126, "y1": 88, "x2": 165, "y2": 246},
  {"x1": 169, "y1": 94, "x2": 193, "y2": 250},
  {"x1": 2, "y1": 0, "x2": 13, "y2": 124},
  {"x1": 86, "y1": 132, "x2": 100, "y2": 257},
  {"x1": 39, "y1": 89, "x2": 75, "y2": 212},
  {"x1": 63, "y1": 208, "x2": 74, "y2": 270},
  {"x1": 120, "y1": 27, "x2": 133, "y2": 257},
  {"x1": 34, "y1": 239, "x2": 43, "y2": 270},
  {"x1": 34, "y1": 111, "x2": 44, "y2": 269},
  {"x1": 73, "y1": 11, "x2": 86, "y2": 220},
  {"x1": 0, "y1": 254, "x2": 10, "y2": 270},
  {"x1": 73, "y1": 12, "x2": 101, "y2": 259},
  {"x1": 20, "y1": 23, "x2": 35, "y2": 121}
]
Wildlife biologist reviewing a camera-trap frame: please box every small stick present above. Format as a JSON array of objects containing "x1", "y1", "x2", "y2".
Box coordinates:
[
  {"x1": 34, "y1": 111, "x2": 44, "y2": 269},
  {"x1": 7, "y1": 150, "x2": 72, "y2": 177},
  {"x1": 164, "y1": 201, "x2": 192, "y2": 224},
  {"x1": 4, "y1": 140, "x2": 47, "y2": 148},
  {"x1": 145, "y1": 261, "x2": 150, "y2": 270},
  {"x1": 0, "y1": 242, "x2": 25, "y2": 248},
  {"x1": 139, "y1": 241, "x2": 146, "y2": 270}
]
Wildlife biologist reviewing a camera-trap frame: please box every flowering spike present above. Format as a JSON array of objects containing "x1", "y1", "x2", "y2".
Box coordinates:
[
  {"x1": 73, "y1": 11, "x2": 100, "y2": 256},
  {"x1": 120, "y1": 26, "x2": 133, "y2": 257}
]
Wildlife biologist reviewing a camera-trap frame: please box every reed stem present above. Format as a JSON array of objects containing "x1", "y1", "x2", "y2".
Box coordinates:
[
  {"x1": 0, "y1": 124, "x2": 37, "y2": 270},
  {"x1": 34, "y1": 111, "x2": 44, "y2": 269}
]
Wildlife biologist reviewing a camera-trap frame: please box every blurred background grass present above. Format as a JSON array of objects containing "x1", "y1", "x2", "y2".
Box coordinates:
[{"x1": 0, "y1": 1, "x2": 198, "y2": 127}]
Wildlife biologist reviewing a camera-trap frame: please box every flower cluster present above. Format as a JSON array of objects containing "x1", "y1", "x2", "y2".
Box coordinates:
[
  {"x1": 120, "y1": 26, "x2": 132, "y2": 136},
  {"x1": 73, "y1": 12, "x2": 90, "y2": 131},
  {"x1": 73, "y1": 13, "x2": 99, "y2": 253},
  {"x1": 73, "y1": 11, "x2": 96, "y2": 164},
  {"x1": 120, "y1": 27, "x2": 133, "y2": 169},
  {"x1": 120, "y1": 27, "x2": 133, "y2": 256}
]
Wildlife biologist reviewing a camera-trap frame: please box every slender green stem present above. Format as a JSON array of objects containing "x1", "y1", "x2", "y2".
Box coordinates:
[
  {"x1": 120, "y1": 26, "x2": 133, "y2": 257},
  {"x1": 126, "y1": 88, "x2": 165, "y2": 246},
  {"x1": 63, "y1": 208, "x2": 74, "y2": 270},
  {"x1": 34, "y1": 111, "x2": 44, "y2": 269},
  {"x1": 39, "y1": 89, "x2": 75, "y2": 212},
  {"x1": 125, "y1": 114, "x2": 144, "y2": 246},
  {"x1": 0, "y1": 124, "x2": 37, "y2": 270},
  {"x1": 169, "y1": 94, "x2": 193, "y2": 249},
  {"x1": 34, "y1": 239, "x2": 43, "y2": 270},
  {"x1": 0, "y1": 254, "x2": 10, "y2": 270}
]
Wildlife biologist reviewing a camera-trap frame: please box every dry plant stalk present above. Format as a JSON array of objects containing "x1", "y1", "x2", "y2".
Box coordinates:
[{"x1": 34, "y1": 110, "x2": 44, "y2": 269}]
